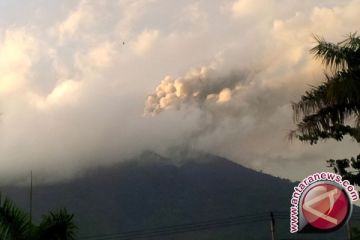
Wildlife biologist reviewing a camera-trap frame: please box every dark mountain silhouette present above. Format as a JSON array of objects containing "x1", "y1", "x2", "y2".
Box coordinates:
[{"x1": 0, "y1": 151, "x2": 351, "y2": 239}]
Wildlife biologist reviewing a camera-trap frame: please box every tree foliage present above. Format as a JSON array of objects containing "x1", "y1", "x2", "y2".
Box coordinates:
[
  {"x1": 291, "y1": 33, "x2": 360, "y2": 185},
  {"x1": 0, "y1": 194, "x2": 77, "y2": 240}
]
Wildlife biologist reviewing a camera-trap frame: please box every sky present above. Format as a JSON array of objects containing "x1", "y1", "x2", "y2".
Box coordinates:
[{"x1": 0, "y1": 0, "x2": 359, "y2": 184}]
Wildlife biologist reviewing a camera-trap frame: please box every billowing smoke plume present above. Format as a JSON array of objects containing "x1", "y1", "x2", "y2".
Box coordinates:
[
  {"x1": 144, "y1": 66, "x2": 249, "y2": 115},
  {"x1": 2, "y1": 0, "x2": 360, "y2": 184}
]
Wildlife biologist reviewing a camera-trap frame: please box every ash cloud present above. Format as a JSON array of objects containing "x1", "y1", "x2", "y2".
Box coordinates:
[
  {"x1": 144, "y1": 66, "x2": 250, "y2": 115},
  {"x1": 1, "y1": 0, "x2": 360, "y2": 184}
]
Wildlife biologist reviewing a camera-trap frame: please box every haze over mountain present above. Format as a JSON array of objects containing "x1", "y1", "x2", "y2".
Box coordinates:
[
  {"x1": 1, "y1": 151, "x2": 350, "y2": 239},
  {"x1": 0, "y1": 1, "x2": 359, "y2": 239},
  {"x1": 1, "y1": 0, "x2": 360, "y2": 182}
]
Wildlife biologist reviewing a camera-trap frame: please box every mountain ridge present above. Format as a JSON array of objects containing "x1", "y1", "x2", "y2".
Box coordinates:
[{"x1": 0, "y1": 151, "x2": 349, "y2": 239}]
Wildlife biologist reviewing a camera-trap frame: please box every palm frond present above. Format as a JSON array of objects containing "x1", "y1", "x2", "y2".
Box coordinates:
[
  {"x1": 311, "y1": 35, "x2": 347, "y2": 71},
  {"x1": 36, "y1": 208, "x2": 77, "y2": 240},
  {"x1": 291, "y1": 48, "x2": 360, "y2": 144},
  {"x1": 311, "y1": 34, "x2": 360, "y2": 71},
  {"x1": 0, "y1": 195, "x2": 30, "y2": 240}
]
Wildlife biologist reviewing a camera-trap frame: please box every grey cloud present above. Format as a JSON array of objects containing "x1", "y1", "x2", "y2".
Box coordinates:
[
  {"x1": 1, "y1": 0, "x2": 360, "y2": 184},
  {"x1": 144, "y1": 66, "x2": 251, "y2": 115}
]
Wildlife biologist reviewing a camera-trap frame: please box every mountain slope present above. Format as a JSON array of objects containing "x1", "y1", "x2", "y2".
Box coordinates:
[{"x1": 0, "y1": 152, "x2": 349, "y2": 239}]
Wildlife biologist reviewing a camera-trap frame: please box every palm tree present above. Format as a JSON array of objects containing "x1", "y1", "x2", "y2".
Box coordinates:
[
  {"x1": 290, "y1": 33, "x2": 360, "y2": 184},
  {"x1": 290, "y1": 33, "x2": 360, "y2": 143},
  {"x1": 0, "y1": 194, "x2": 77, "y2": 240},
  {"x1": 0, "y1": 195, "x2": 30, "y2": 240}
]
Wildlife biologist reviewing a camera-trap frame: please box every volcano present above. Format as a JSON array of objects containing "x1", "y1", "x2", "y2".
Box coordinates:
[{"x1": 0, "y1": 151, "x2": 350, "y2": 239}]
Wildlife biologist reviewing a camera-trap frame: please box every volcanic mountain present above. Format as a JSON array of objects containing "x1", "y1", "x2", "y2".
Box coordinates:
[{"x1": 1, "y1": 151, "x2": 350, "y2": 239}]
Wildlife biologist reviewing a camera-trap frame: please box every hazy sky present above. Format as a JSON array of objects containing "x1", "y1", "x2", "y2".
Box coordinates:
[{"x1": 0, "y1": 0, "x2": 359, "y2": 184}]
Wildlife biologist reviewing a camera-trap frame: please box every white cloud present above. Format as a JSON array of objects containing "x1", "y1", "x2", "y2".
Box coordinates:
[
  {"x1": 75, "y1": 41, "x2": 115, "y2": 72},
  {"x1": 29, "y1": 80, "x2": 83, "y2": 110},
  {"x1": 87, "y1": 42, "x2": 114, "y2": 68},
  {"x1": 0, "y1": 28, "x2": 37, "y2": 95},
  {"x1": 54, "y1": 0, "x2": 93, "y2": 43},
  {"x1": 116, "y1": 0, "x2": 157, "y2": 39},
  {"x1": 131, "y1": 29, "x2": 159, "y2": 56},
  {"x1": 0, "y1": 0, "x2": 360, "y2": 183},
  {"x1": 178, "y1": 2, "x2": 208, "y2": 30},
  {"x1": 231, "y1": 0, "x2": 271, "y2": 17},
  {"x1": 146, "y1": 0, "x2": 360, "y2": 180},
  {"x1": 217, "y1": 88, "x2": 232, "y2": 103}
]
